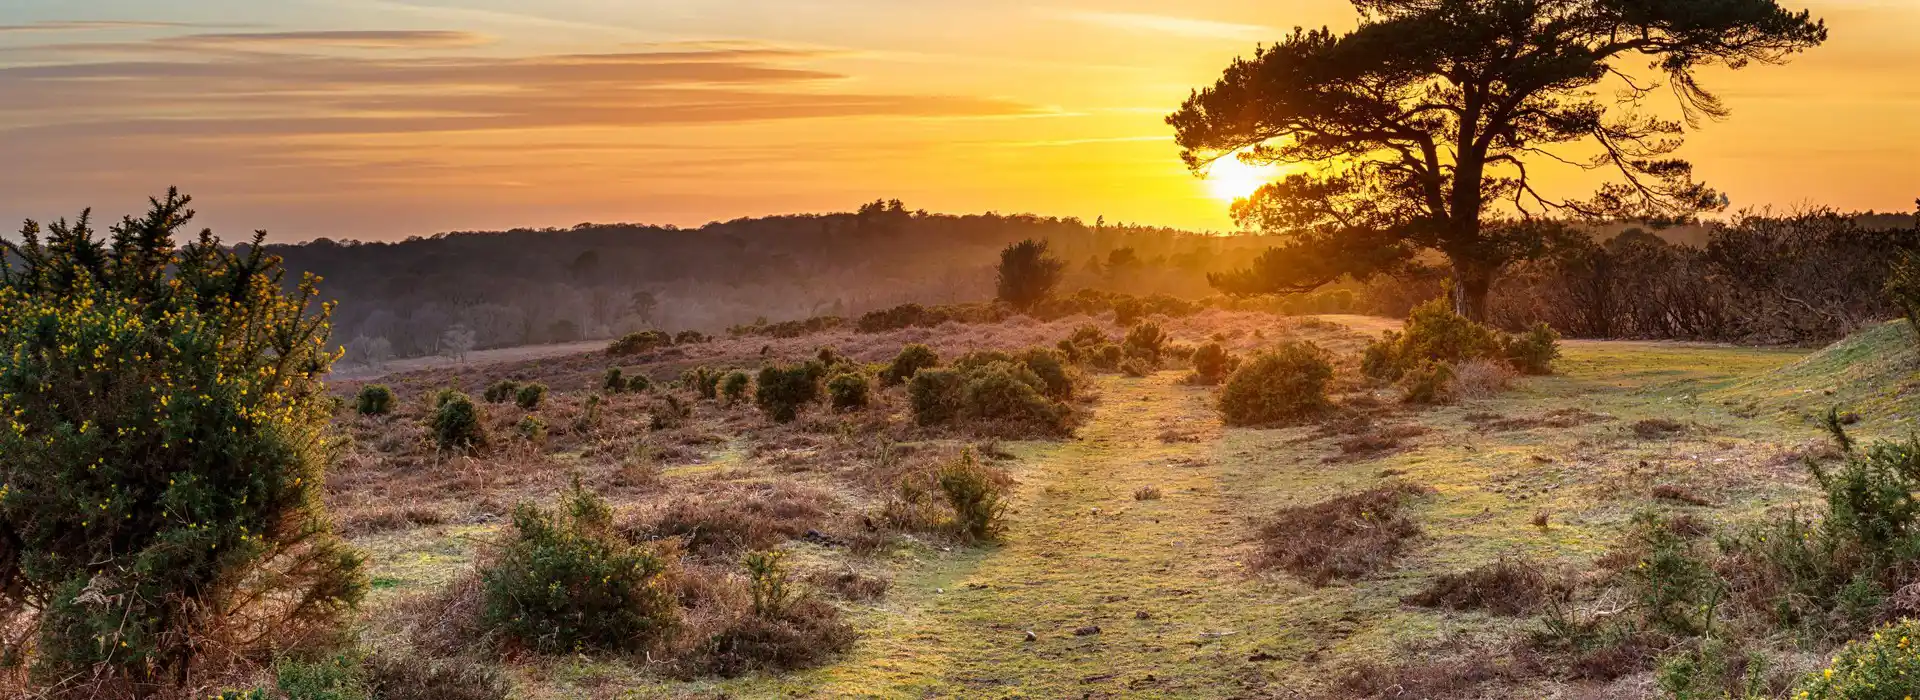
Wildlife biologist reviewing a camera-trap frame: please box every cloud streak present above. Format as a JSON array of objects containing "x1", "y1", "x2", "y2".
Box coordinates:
[
  {"x1": 1055, "y1": 10, "x2": 1274, "y2": 41},
  {"x1": 159, "y1": 30, "x2": 495, "y2": 50}
]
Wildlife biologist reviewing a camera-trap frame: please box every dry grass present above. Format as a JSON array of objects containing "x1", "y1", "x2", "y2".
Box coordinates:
[
  {"x1": 1403, "y1": 558, "x2": 1564, "y2": 616},
  {"x1": 1452, "y1": 358, "x2": 1517, "y2": 400},
  {"x1": 1254, "y1": 483, "x2": 1431, "y2": 586},
  {"x1": 1632, "y1": 417, "x2": 1689, "y2": 439},
  {"x1": 623, "y1": 480, "x2": 836, "y2": 560}
]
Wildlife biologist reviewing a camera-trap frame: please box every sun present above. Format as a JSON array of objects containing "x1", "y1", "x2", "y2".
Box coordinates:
[{"x1": 1203, "y1": 155, "x2": 1280, "y2": 203}]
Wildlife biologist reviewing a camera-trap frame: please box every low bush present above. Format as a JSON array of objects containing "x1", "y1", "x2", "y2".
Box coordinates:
[
  {"x1": 1404, "y1": 558, "x2": 1556, "y2": 616},
  {"x1": 721, "y1": 370, "x2": 752, "y2": 405},
  {"x1": 1016, "y1": 347, "x2": 1074, "y2": 400},
  {"x1": 1123, "y1": 321, "x2": 1167, "y2": 363},
  {"x1": 1365, "y1": 298, "x2": 1562, "y2": 380},
  {"x1": 674, "y1": 330, "x2": 711, "y2": 345},
  {"x1": 650, "y1": 394, "x2": 691, "y2": 431},
  {"x1": 1398, "y1": 361, "x2": 1456, "y2": 405},
  {"x1": 514, "y1": 382, "x2": 548, "y2": 410},
  {"x1": 603, "y1": 367, "x2": 628, "y2": 394},
  {"x1": 482, "y1": 380, "x2": 520, "y2": 404},
  {"x1": 755, "y1": 363, "x2": 822, "y2": 423},
  {"x1": 516, "y1": 415, "x2": 548, "y2": 444},
  {"x1": 1188, "y1": 342, "x2": 1238, "y2": 385},
  {"x1": 1503, "y1": 323, "x2": 1563, "y2": 375},
  {"x1": 357, "y1": 384, "x2": 396, "y2": 416},
  {"x1": 827, "y1": 373, "x2": 872, "y2": 411},
  {"x1": 883, "y1": 344, "x2": 940, "y2": 385},
  {"x1": 908, "y1": 368, "x2": 966, "y2": 426},
  {"x1": 362, "y1": 650, "x2": 511, "y2": 700},
  {"x1": 1655, "y1": 638, "x2": 1776, "y2": 700},
  {"x1": 938, "y1": 451, "x2": 1008, "y2": 542},
  {"x1": 1255, "y1": 483, "x2": 1429, "y2": 586},
  {"x1": 695, "y1": 596, "x2": 856, "y2": 678},
  {"x1": 683, "y1": 366, "x2": 723, "y2": 400},
  {"x1": 1795, "y1": 618, "x2": 1920, "y2": 700},
  {"x1": 626, "y1": 373, "x2": 652, "y2": 393},
  {"x1": 608, "y1": 330, "x2": 673, "y2": 356},
  {"x1": 909, "y1": 353, "x2": 1072, "y2": 435},
  {"x1": 631, "y1": 483, "x2": 830, "y2": 560},
  {"x1": 1218, "y1": 342, "x2": 1334, "y2": 426},
  {"x1": 1451, "y1": 358, "x2": 1516, "y2": 400},
  {"x1": 480, "y1": 479, "x2": 679, "y2": 653},
  {"x1": 430, "y1": 391, "x2": 488, "y2": 452}
]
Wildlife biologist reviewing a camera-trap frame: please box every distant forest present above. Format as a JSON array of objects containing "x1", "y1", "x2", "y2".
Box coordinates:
[
  {"x1": 272, "y1": 202, "x2": 1279, "y2": 363},
  {"x1": 260, "y1": 202, "x2": 1918, "y2": 365}
]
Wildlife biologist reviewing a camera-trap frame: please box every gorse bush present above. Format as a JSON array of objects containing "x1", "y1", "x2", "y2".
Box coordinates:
[
  {"x1": 1887, "y1": 250, "x2": 1920, "y2": 339},
  {"x1": 910, "y1": 351, "x2": 1073, "y2": 435},
  {"x1": 827, "y1": 373, "x2": 871, "y2": 411},
  {"x1": 1796, "y1": 618, "x2": 1920, "y2": 700},
  {"x1": 1016, "y1": 348, "x2": 1074, "y2": 401},
  {"x1": 1218, "y1": 342, "x2": 1334, "y2": 426},
  {"x1": 721, "y1": 370, "x2": 752, "y2": 405},
  {"x1": 0, "y1": 190, "x2": 365, "y2": 685},
  {"x1": 1398, "y1": 361, "x2": 1456, "y2": 405},
  {"x1": 482, "y1": 380, "x2": 520, "y2": 404},
  {"x1": 1123, "y1": 321, "x2": 1168, "y2": 363},
  {"x1": 883, "y1": 344, "x2": 940, "y2": 386},
  {"x1": 607, "y1": 330, "x2": 672, "y2": 356},
  {"x1": 514, "y1": 382, "x2": 548, "y2": 410},
  {"x1": 1188, "y1": 342, "x2": 1239, "y2": 385},
  {"x1": 603, "y1": 367, "x2": 627, "y2": 394},
  {"x1": 626, "y1": 372, "x2": 652, "y2": 393},
  {"x1": 480, "y1": 479, "x2": 678, "y2": 654},
  {"x1": 908, "y1": 368, "x2": 965, "y2": 426},
  {"x1": 938, "y1": 451, "x2": 1008, "y2": 542},
  {"x1": 755, "y1": 363, "x2": 822, "y2": 423},
  {"x1": 743, "y1": 550, "x2": 793, "y2": 619},
  {"x1": 430, "y1": 391, "x2": 488, "y2": 452},
  {"x1": 1365, "y1": 298, "x2": 1562, "y2": 379},
  {"x1": 356, "y1": 384, "x2": 396, "y2": 416},
  {"x1": 683, "y1": 366, "x2": 723, "y2": 400}
]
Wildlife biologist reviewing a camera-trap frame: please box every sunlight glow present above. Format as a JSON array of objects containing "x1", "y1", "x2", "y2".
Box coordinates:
[{"x1": 1203, "y1": 155, "x2": 1281, "y2": 203}]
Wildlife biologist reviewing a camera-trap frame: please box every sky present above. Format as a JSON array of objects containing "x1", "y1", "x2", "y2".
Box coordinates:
[{"x1": 0, "y1": 0, "x2": 1916, "y2": 242}]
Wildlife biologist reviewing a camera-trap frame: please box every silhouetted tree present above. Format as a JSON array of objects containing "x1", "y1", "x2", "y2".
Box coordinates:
[
  {"x1": 1169, "y1": 0, "x2": 1826, "y2": 320},
  {"x1": 996, "y1": 239, "x2": 1066, "y2": 310}
]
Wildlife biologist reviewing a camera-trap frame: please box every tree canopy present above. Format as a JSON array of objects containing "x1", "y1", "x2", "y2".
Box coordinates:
[{"x1": 1169, "y1": 0, "x2": 1827, "y2": 319}]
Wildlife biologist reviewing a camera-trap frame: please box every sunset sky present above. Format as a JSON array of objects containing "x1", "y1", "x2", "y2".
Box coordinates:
[{"x1": 1, "y1": 0, "x2": 1915, "y2": 242}]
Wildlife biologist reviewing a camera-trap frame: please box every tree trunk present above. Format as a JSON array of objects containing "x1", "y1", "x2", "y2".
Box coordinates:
[{"x1": 1451, "y1": 264, "x2": 1495, "y2": 323}]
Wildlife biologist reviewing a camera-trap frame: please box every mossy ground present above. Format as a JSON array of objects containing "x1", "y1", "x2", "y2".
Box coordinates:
[{"x1": 341, "y1": 318, "x2": 1920, "y2": 698}]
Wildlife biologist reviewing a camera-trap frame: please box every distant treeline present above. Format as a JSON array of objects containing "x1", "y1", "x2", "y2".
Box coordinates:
[
  {"x1": 257, "y1": 202, "x2": 1916, "y2": 365},
  {"x1": 268, "y1": 201, "x2": 1284, "y2": 364}
]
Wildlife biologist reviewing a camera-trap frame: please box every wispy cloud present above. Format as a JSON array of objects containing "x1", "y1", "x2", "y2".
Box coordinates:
[
  {"x1": 0, "y1": 20, "x2": 200, "y2": 33},
  {"x1": 160, "y1": 30, "x2": 494, "y2": 50},
  {"x1": 1054, "y1": 10, "x2": 1274, "y2": 41}
]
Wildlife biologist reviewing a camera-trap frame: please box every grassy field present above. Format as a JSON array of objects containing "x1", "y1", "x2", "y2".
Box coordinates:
[{"x1": 331, "y1": 315, "x2": 1920, "y2": 699}]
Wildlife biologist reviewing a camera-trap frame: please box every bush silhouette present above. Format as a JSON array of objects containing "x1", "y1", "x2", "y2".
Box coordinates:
[
  {"x1": 755, "y1": 364, "x2": 821, "y2": 423},
  {"x1": 607, "y1": 330, "x2": 672, "y2": 356},
  {"x1": 721, "y1": 370, "x2": 752, "y2": 405},
  {"x1": 938, "y1": 451, "x2": 1008, "y2": 542},
  {"x1": 514, "y1": 382, "x2": 548, "y2": 410},
  {"x1": 1188, "y1": 343, "x2": 1239, "y2": 385},
  {"x1": 0, "y1": 190, "x2": 364, "y2": 686},
  {"x1": 483, "y1": 380, "x2": 521, "y2": 404},
  {"x1": 995, "y1": 239, "x2": 1065, "y2": 310}
]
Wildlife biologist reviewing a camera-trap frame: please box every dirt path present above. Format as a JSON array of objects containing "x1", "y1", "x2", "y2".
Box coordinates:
[{"x1": 787, "y1": 372, "x2": 1292, "y2": 698}]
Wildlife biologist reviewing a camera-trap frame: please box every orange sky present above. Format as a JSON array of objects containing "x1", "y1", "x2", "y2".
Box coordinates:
[{"x1": 1, "y1": 1, "x2": 1915, "y2": 241}]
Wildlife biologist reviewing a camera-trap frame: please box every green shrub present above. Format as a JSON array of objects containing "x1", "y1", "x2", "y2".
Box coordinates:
[
  {"x1": 1366, "y1": 299, "x2": 1562, "y2": 379},
  {"x1": 1188, "y1": 343, "x2": 1238, "y2": 385},
  {"x1": 960, "y1": 361, "x2": 1066, "y2": 432},
  {"x1": 650, "y1": 394, "x2": 691, "y2": 430},
  {"x1": 517, "y1": 415, "x2": 548, "y2": 444},
  {"x1": 1017, "y1": 347, "x2": 1074, "y2": 400},
  {"x1": 1113, "y1": 297, "x2": 1145, "y2": 327},
  {"x1": 1504, "y1": 323, "x2": 1562, "y2": 375},
  {"x1": 938, "y1": 451, "x2": 1007, "y2": 542},
  {"x1": 756, "y1": 364, "x2": 821, "y2": 423},
  {"x1": 1397, "y1": 361, "x2": 1456, "y2": 405},
  {"x1": 674, "y1": 330, "x2": 710, "y2": 345},
  {"x1": 483, "y1": 380, "x2": 521, "y2": 404},
  {"x1": 514, "y1": 382, "x2": 548, "y2": 410},
  {"x1": 883, "y1": 344, "x2": 940, "y2": 386},
  {"x1": 275, "y1": 654, "x2": 369, "y2": 700},
  {"x1": 626, "y1": 373, "x2": 652, "y2": 393},
  {"x1": 721, "y1": 370, "x2": 752, "y2": 405},
  {"x1": 1621, "y1": 513, "x2": 1726, "y2": 638},
  {"x1": 908, "y1": 368, "x2": 966, "y2": 426},
  {"x1": 607, "y1": 330, "x2": 672, "y2": 356},
  {"x1": 430, "y1": 391, "x2": 489, "y2": 452},
  {"x1": 1123, "y1": 321, "x2": 1167, "y2": 363},
  {"x1": 574, "y1": 394, "x2": 604, "y2": 432},
  {"x1": 1218, "y1": 342, "x2": 1334, "y2": 426},
  {"x1": 1887, "y1": 250, "x2": 1920, "y2": 338},
  {"x1": 683, "y1": 366, "x2": 723, "y2": 400},
  {"x1": 827, "y1": 373, "x2": 871, "y2": 411},
  {"x1": 1066, "y1": 324, "x2": 1109, "y2": 349},
  {"x1": 480, "y1": 479, "x2": 679, "y2": 653},
  {"x1": 743, "y1": 550, "x2": 793, "y2": 618},
  {"x1": 1795, "y1": 618, "x2": 1920, "y2": 700},
  {"x1": 0, "y1": 191, "x2": 364, "y2": 686},
  {"x1": 356, "y1": 384, "x2": 396, "y2": 416},
  {"x1": 603, "y1": 367, "x2": 627, "y2": 394},
  {"x1": 1093, "y1": 344, "x2": 1124, "y2": 371},
  {"x1": 1655, "y1": 638, "x2": 1772, "y2": 700}
]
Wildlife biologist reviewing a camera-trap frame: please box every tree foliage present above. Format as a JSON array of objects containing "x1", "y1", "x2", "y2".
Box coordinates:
[
  {"x1": 0, "y1": 190, "x2": 364, "y2": 686},
  {"x1": 1170, "y1": 0, "x2": 1827, "y2": 319},
  {"x1": 995, "y1": 239, "x2": 1066, "y2": 310}
]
